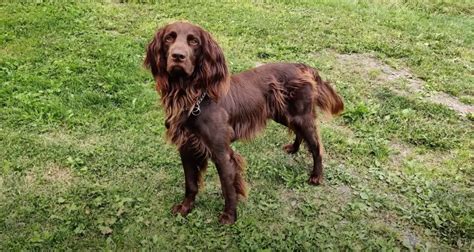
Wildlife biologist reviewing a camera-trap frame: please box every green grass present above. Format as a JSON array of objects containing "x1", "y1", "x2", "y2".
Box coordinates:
[{"x1": 1, "y1": 1, "x2": 473, "y2": 250}]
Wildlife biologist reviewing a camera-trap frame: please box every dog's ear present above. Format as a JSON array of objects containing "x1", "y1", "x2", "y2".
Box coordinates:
[
  {"x1": 144, "y1": 27, "x2": 168, "y2": 92},
  {"x1": 197, "y1": 28, "x2": 229, "y2": 101}
]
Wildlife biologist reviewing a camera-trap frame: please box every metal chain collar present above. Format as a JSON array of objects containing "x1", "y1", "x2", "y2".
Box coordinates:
[{"x1": 188, "y1": 92, "x2": 207, "y2": 117}]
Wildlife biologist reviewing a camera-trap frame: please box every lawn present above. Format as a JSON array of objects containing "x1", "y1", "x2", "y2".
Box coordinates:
[{"x1": 1, "y1": 0, "x2": 473, "y2": 250}]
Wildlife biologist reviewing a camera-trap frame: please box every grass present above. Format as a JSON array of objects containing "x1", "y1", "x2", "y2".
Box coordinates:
[{"x1": 1, "y1": 0, "x2": 473, "y2": 250}]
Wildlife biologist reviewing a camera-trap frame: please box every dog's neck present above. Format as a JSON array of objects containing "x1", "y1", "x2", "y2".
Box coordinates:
[
  {"x1": 159, "y1": 76, "x2": 205, "y2": 145},
  {"x1": 162, "y1": 76, "x2": 202, "y2": 110}
]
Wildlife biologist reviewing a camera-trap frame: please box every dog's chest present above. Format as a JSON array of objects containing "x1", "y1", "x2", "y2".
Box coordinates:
[{"x1": 165, "y1": 115, "x2": 210, "y2": 157}]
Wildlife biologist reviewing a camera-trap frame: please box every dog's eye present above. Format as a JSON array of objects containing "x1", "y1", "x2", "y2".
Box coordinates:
[
  {"x1": 165, "y1": 35, "x2": 174, "y2": 43},
  {"x1": 188, "y1": 38, "x2": 199, "y2": 46}
]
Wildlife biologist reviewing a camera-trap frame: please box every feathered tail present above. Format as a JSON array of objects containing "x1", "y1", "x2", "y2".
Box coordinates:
[{"x1": 314, "y1": 74, "x2": 344, "y2": 115}]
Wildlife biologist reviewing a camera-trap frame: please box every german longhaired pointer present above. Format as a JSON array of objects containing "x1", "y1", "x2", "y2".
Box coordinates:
[{"x1": 144, "y1": 21, "x2": 344, "y2": 224}]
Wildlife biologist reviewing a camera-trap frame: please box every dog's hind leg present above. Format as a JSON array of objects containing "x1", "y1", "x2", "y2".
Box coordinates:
[
  {"x1": 273, "y1": 115, "x2": 303, "y2": 154},
  {"x1": 292, "y1": 115, "x2": 324, "y2": 185},
  {"x1": 283, "y1": 134, "x2": 302, "y2": 154},
  {"x1": 286, "y1": 82, "x2": 324, "y2": 185}
]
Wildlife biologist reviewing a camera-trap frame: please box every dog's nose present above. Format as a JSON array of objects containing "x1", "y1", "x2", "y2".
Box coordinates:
[{"x1": 171, "y1": 51, "x2": 186, "y2": 61}]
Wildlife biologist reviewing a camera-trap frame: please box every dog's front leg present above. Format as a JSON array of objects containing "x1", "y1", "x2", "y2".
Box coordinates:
[
  {"x1": 172, "y1": 145, "x2": 207, "y2": 216},
  {"x1": 212, "y1": 150, "x2": 238, "y2": 224},
  {"x1": 192, "y1": 108, "x2": 239, "y2": 224}
]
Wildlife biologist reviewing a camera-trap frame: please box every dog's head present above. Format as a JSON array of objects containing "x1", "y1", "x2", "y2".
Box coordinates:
[{"x1": 144, "y1": 21, "x2": 229, "y2": 100}]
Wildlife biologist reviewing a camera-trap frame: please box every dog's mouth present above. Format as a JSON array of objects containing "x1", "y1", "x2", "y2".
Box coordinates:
[{"x1": 167, "y1": 63, "x2": 192, "y2": 77}]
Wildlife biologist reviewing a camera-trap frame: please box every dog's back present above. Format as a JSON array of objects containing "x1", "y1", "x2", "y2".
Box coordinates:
[{"x1": 221, "y1": 63, "x2": 343, "y2": 141}]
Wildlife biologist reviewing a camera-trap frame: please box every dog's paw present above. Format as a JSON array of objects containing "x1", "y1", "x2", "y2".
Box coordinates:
[
  {"x1": 172, "y1": 203, "x2": 192, "y2": 216},
  {"x1": 218, "y1": 212, "x2": 236, "y2": 225},
  {"x1": 283, "y1": 144, "x2": 298, "y2": 154},
  {"x1": 308, "y1": 175, "x2": 323, "y2": 186}
]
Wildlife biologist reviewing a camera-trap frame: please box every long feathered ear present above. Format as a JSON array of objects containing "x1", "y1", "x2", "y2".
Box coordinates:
[
  {"x1": 197, "y1": 28, "x2": 229, "y2": 101},
  {"x1": 144, "y1": 27, "x2": 168, "y2": 92}
]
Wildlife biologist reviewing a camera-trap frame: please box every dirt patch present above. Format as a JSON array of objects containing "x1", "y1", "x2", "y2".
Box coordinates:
[
  {"x1": 280, "y1": 188, "x2": 301, "y2": 215},
  {"x1": 424, "y1": 92, "x2": 473, "y2": 116},
  {"x1": 24, "y1": 163, "x2": 75, "y2": 186},
  {"x1": 41, "y1": 130, "x2": 73, "y2": 146},
  {"x1": 43, "y1": 163, "x2": 75, "y2": 186},
  {"x1": 376, "y1": 211, "x2": 427, "y2": 249},
  {"x1": 403, "y1": 230, "x2": 420, "y2": 249},
  {"x1": 388, "y1": 140, "x2": 461, "y2": 179},
  {"x1": 330, "y1": 123, "x2": 355, "y2": 138},
  {"x1": 41, "y1": 130, "x2": 103, "y2": 150},
  {"x1": 335, "y1": 53, "x2": 423, "y2": 89},
  {"x1": 334, "y1": 184, "x2": 353, "y2": 204},
  {"x1": 389, "y1": 141, "x2": 414, "y2": 168},
  {"x1": 325, "y1": 51, "x2": 473, "y2": 117}
]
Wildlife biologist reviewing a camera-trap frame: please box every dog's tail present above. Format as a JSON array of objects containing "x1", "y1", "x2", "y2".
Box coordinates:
[
  {"x1": 314, "y1": 73, "x2": 344, "y2": 116},
  {"x1": 231, "y1": 151, "x2": 247, "y2": 199}
]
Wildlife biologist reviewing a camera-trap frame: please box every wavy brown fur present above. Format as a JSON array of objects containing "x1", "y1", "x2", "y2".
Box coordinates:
[
  {"x1": 316, "y1": 79, "x2": 344, "y2": 116},
  {"x1": 144, "y1": 22, "x2": 343, "y2": 224},
  {"x1": 230, "y1": 150, "x2": 247, "y2": 198}
]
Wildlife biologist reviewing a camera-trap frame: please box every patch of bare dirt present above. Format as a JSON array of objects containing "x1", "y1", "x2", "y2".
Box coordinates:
[
  {"x1": 43, "y1": 163, "x2": 75, "y2": 186},
  {"x1": 324, "y1": 51, "x2": 473, "y2": 117},
  {"x1": 376, "y1": 211, "x2": 427, "y2": 249},
  {"x1": 334, "y1": 184, "x2": 353, "y2": 204},
  {"x1": 330, "y1": 123, "x2": 355, "y2": 138},
  {"x1": 387, "y1": 140, "x2": 465, "y2": 182},
  {"x1": 389, "y1": 141, "x2": 414, "y2": 168},
  {"x1": 41, "y1": 130, "x2": 73, "y2": 146},
  {"x1": 403, "y1": 230, "x2": 420, "y2": 249},
  {"x1": 335, "y1": 53, "x2": 422, "y2": 88},
  {"x1": 280, "y1": 188, "x2": 301, "y2": 215},
  {"x1": 41, "y1": 130, "x2": 103, "y2": 150},
  {"x1": 25, "y1": 163, "x2": 75, "y2": 186},
  {"x1": 425, "y1": 92, "x2": 473, "y2": 116}
]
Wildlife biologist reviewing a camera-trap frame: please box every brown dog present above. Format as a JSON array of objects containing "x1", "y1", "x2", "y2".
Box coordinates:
[{"x1": 144, "y1": 21, "x2": 343, "y2": 224}]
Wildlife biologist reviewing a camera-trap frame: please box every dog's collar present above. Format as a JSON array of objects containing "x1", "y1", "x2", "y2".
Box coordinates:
[{"x1": 188, "y1": 92, "x2": 207, "y2": 117}]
